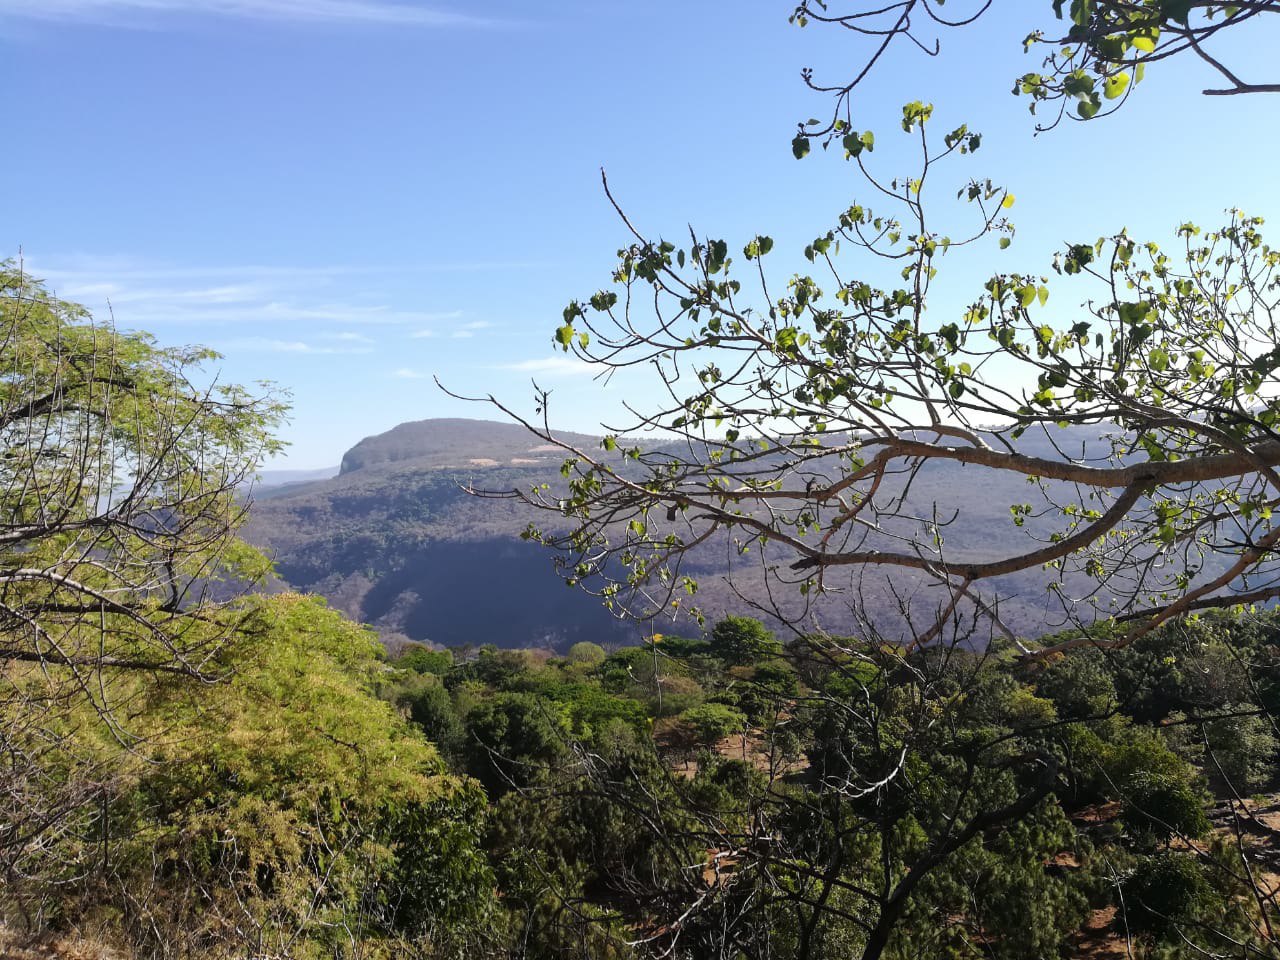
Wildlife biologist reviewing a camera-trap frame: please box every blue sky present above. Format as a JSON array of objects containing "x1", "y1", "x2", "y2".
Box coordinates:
[{"x1": 4, "y1": 1, "x2": 1277, "y2": 467}]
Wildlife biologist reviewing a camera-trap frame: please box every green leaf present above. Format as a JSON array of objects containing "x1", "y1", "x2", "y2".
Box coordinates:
[
  {"x1": 1103, "y1": 72, "x2": 1130, "y2": 100},
  {"x1": 792, "y1": 135, "x2": 811, "y2": 160},
  {"x1": 1132, "y1": 26, "x2": 1159, "y2": 53}
]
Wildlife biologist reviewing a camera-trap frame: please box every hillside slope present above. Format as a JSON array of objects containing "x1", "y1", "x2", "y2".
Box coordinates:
[
  {"x1": 246, "y1": 419, "x2": 639, "y2": 648},
  {"x1": 244, "y1": 418, "x2": 1141, "y2": 650}
]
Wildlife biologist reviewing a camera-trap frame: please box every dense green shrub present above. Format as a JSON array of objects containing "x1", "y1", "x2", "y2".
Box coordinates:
[
  {"x1": 566, "y1": 641, "x2": 607, "y2": 665},
  {"x1": 1120, "y1": 853, "x2": 1216, "y2": 940},
  {"x1": 709, "y1": 616, "x2": 784, "y2": 666},
  {"x1": 679, "y1": 702, "x2": 747, "y2": 749},
  {"x1": 396, "y1": 643, "x2": 455, "y2": 675}
]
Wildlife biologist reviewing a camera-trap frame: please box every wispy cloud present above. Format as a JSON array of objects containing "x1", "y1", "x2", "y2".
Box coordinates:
[
  {"x1": 412, "y1": 316, "x2": 463, "y2": 335},
  {"x1": 220, "y1": 336, "x2": 374, "y2": 355},
  {"x1": 502, "y1": 357, "x2": 596, "y2": 377},
  {"x1": 392, "y1": 367, "x2": 426, "y2": 379},
  {"x1": 320, "y1": 331, "x2": 375, "y2": 344},
  {"x1": 410, "y1": 315, "x2": 491, "y2": 339},
  {"x1": 1, "y1": 0, "x2": 504, "y2": 28},
  {"x1": 27, "y1": 258, "x2": 465, "y2": 332},
  {"x1": 61, "y1": 281, "x2": 261, "y2": 305},
  {"x1": 30, "y1": 254, "x2": 542, "y2": 282}
]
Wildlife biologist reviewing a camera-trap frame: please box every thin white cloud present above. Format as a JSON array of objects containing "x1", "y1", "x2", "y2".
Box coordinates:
[
  {"x1": 32, "y1": 257, "x2": 536, "y2": 283},
  {"x1": 221, "y1": 337, "x2": 374, "y2": 355},
  {"x1": 503, "y1": 357, "x2": 596, "y2": 377},
  {"x1": 392, "y1": 367, "x2": 426, "y2": 379},
  {"x1": 59, "y1": 281, "x2": 261, "y2": 306},
  {"x1": 320, "y1": 331, "x2": 375, "y2": 344},
  {"x1": 27, "y1": 258, "x2": 465, "y2": 331},
  {"x1": 119, "y1": 300, "x2": 441, "y2": 328},
  {"x1": 95, "y1": 298, "x2": 458, "y2": 328},
  {"x1": 1, "y1": 0, "x2": 503, "y2": 28},
  {"x1": 410, "y1": 313, "x2": 481, "y2": 339}
]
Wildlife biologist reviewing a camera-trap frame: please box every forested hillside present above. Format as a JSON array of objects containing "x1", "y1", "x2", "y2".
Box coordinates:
[
  {"x1": 11, "y1": 188, "x2": 1280, "y2": 960},
  {"x1": 371, "y1": 611, "x2": 1280, "y2": 958}
]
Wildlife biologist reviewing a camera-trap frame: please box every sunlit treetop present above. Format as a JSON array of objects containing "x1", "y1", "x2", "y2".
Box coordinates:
[{"x1": 788, "y1": 0, "x2": 1279, "y2": 146}]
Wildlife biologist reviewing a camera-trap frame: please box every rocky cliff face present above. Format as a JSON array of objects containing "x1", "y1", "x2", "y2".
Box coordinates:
[{"x1": 248, "y1": 418, "x2": 641, "y2": 650}]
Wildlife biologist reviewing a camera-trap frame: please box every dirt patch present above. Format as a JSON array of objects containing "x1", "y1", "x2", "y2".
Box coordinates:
[
  {"x1": 1068, "y1": 906, "x2": 1131, "y2": 959},
  {"x1": 654, "y1": 726, "x2": 806, "y2": 780},
  {"x1": 1071, "y1": 801, "x2": 1122, "y2": 825}
]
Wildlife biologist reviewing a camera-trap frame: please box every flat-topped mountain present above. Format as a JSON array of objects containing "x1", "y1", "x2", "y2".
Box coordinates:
[
  {"x1": 337, "y1": 417, "x2": 602, "y2": 475},
  {"x1": 246, "y1": 418, "x2": 638, "y2": 650}
]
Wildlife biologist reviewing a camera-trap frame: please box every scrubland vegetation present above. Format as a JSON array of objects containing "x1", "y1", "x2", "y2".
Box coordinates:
[
  {"x1": 8, "y1": 2, "x2": 1280, "y2": 957},
  {"x1": 16, "y1": 581, "x2": 1280, "y2": 958}
]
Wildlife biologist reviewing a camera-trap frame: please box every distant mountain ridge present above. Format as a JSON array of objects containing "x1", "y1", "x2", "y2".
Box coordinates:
[
  {"x1": 243, "y1": 417, "x2": 1136, "y2": 651},
  {"x1": 255, "y1": 466, "x2": 338, "y2": 488}
]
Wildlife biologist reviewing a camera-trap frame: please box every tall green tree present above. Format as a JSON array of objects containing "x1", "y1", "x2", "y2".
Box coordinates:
[
  {"x1": 0, "y1": 263, "x2": 285, "y2": 875},
  {"x1": 447, "y1": 6, "x2": 1280, "y2": 957}
]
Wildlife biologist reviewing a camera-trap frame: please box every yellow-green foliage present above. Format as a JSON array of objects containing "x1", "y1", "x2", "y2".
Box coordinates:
[{"x1": 6, "y1": 593, "x2": 494, "y2": 959}]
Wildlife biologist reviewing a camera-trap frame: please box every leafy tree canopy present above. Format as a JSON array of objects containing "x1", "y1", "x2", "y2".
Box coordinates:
[
  {"x1": 789, "y1": 0, "x2": 1279, "y2": 146},
  {"x1": 466, "y1": 101, "x2": 1280, "y2": 658},
  {"x1": 0, "y1": 264, "x2": 286, "y2": 878},
  {"x1": 7, "y1": 593, "x2": 495, "y2": 957}
]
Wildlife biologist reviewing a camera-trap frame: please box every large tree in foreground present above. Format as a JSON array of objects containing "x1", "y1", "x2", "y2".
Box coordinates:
[
  {"x1": 460, "y1": 103, "x2": 1280, "y2": 655},
  {"x1": 0, "y1": 263, "x2": 285, "y2": 870},
  {"x1": 451, "y1": 109, "x2": 1280, "y2": 960}
]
